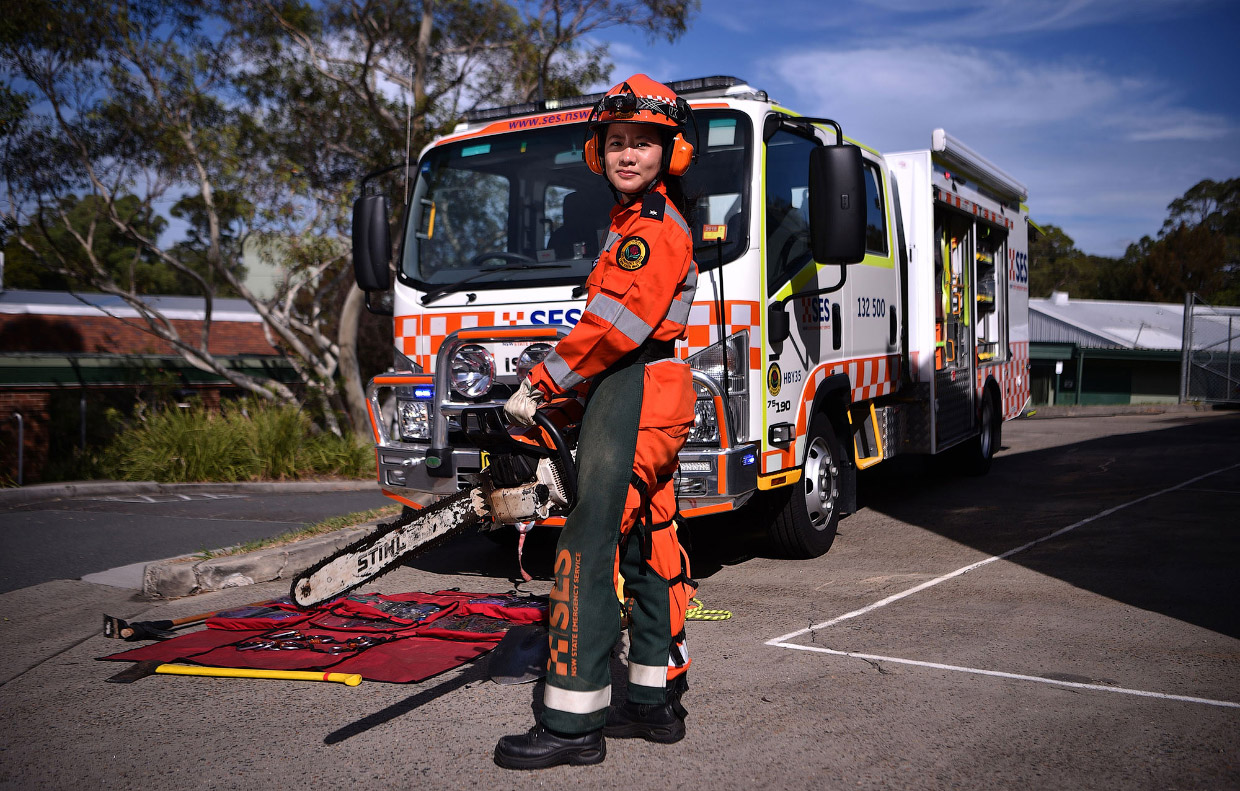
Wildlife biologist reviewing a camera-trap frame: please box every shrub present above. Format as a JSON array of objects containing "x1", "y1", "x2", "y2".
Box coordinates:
[{"x1": 102, "y1": 400, "x2": 374, "y2": 482}]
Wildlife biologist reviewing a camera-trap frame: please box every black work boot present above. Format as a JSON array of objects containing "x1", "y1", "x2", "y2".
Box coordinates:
[
  {"x1": 603, "y1": 701, "x2": 685, "y2": 743},
  {"x1": 494, "y1": 725, "x2": 606, "y2": 769}
]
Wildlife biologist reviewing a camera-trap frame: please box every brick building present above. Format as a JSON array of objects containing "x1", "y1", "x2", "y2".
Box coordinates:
[{"x1": 0, "y1": 290, "x2": 293, "y2": 484}]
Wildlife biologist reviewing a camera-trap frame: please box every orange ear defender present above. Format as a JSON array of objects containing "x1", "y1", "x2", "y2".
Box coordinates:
[
  {"x1": 584, "y1": 132, "x2": 603, "y2": 175},
  {"x1": 666, "y1": 132, "x2": 694, "y2": 177}
]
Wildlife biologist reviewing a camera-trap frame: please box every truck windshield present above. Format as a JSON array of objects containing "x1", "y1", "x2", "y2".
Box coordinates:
[{"x1": 400, "y1": 109, "x2": 751, "y2": 293}]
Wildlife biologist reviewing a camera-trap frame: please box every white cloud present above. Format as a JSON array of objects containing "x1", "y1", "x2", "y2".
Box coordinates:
[
  {"x1": 858, "y1": 0, "x2": 1222, "y2": 36},
  {"x1": 596, "y1": 40, "x2": 685, "y2": 91}
]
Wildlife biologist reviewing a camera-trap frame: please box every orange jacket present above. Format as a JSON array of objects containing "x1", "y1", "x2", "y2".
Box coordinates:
[{"x1": 529, "y1": 183, "x2": 698, "y2": 396}]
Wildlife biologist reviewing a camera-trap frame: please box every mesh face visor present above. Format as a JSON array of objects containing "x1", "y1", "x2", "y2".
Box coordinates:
[{"x1": 593, "y1": 83, "x2": 687, "y2": 128}]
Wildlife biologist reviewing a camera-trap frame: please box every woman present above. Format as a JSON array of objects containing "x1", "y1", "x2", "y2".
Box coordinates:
[{"x1": 496, "y1": 74, "x2": 700, "y2": 770}]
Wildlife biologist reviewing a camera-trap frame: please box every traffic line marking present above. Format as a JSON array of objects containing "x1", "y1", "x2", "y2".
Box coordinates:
[
  {"x1": 766, "y1": 461, "x2": 1240, "y2": 709},
  {"x1": 772, "y1": 643, "x2": 1240, "y2": 709}
]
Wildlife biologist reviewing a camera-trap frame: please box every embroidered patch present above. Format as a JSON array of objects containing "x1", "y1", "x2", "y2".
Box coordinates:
[{"x1": 617, "y1": 236, "x2": 650, "y2": 271}]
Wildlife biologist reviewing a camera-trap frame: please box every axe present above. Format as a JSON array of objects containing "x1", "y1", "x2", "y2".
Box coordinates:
[{"x1": 103, "y1": 600, "x2": 271, "y2": 641}]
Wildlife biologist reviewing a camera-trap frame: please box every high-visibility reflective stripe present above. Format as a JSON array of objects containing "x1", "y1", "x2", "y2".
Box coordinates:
[
  {"x1": 584, "y1": 293, "x2": 654, "y2": 345},
  {"x1": 601, "y1": 231, "x2": 621, "y2": 252},
  {"x1": 670, "y1": 638, "x2": 689, "y2": 668},
  {"x1": 665, "y1": 298, "x2": 692, "y2": 325},
  {"x1": 542, "y1": 350, "x2": 585, "y2": 391},
  {"x1": 664, "y1": 205, "x2": 690, "y2": 237},
  {"x1": 628, "y1": 662, "x2": 668, "y2": 688},
  {"x1": 543, "y1": 684, "x2": 611, "y2": 715}
]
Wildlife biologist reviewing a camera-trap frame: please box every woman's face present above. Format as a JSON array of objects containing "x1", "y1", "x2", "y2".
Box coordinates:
[{"x1": 603, "y1": 123, "x2": 663, "y2": 195}]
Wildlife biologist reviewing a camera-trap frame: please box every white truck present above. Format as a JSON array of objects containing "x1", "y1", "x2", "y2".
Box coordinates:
[{"x1": 351, "y1": 76, "x2": 1031, "y2": 558}]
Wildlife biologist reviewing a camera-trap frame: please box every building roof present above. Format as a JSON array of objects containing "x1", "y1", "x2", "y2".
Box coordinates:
[
  {"x1": 0, "y1": 289, "x2": 263, "y2": 323},
  {"x1": 1030, "y1": 292, "x2": 1240, "y2": 352}
]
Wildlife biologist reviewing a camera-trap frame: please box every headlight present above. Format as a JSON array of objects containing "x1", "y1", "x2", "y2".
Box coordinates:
[
  {"x1": 516, "y1": 342, "x2": 554, "y2": 380},
  {"x1": 397, "y1": 399, "x2": 430, "y2": 440},
  {"x1": 689, "y1": 381, "x2": 719, "y2": 443},
  {"x1": 686, "y1": 331, "x2": 748, "y2": 393},
  {"x1": 450, "y1": 344, "x2": 494, "y2": 398},
  {"x1": 686, "y1": 331, "x2": 749, "y2": 443}
]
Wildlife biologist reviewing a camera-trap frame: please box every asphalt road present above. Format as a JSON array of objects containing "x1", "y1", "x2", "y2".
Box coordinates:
[
  {"x1": 0, "y1": 408, "x2": 1237, "y2": 790},
  {"x1": 0, "y1": 488, "x2": 392, "y2": 593}
]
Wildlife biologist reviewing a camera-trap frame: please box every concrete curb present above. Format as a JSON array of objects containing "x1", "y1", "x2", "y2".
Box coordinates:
[
  {"x1": 141, "y1": 519, "x2": 383, "y2": 598},
  {"x1": 1024, "y1": 403, "x2": 1223, "y2": 419},
  {"x1": 0, "y1": 478, "x2": 377, "y2": 507}
]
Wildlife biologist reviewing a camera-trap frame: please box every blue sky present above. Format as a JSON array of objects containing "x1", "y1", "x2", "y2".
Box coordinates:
[{"x1": 594, "y1": 0, "x2": 1240, "y2": 257}]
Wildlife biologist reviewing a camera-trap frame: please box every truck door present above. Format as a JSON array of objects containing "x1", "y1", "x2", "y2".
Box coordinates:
[
  {"x1": 764, "y1": 124, "x2": 836, "y2": 365},
  {"x1": 932, "y1": 208, "x2": 977, "y2": 445}
]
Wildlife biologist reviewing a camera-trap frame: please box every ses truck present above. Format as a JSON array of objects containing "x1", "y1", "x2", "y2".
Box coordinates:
[{"x1": 350, "y1": 76, "x2": 1031, "y2": 559}]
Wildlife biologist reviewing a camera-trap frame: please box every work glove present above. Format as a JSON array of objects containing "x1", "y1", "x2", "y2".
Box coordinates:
[{"x1": 504, "y1": 378, "x2": 543, "y2": 426}]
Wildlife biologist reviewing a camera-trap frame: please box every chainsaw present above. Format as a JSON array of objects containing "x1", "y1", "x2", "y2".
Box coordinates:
[{"x1": 290, "y1": 406, "x2": 577, "y2": 608}]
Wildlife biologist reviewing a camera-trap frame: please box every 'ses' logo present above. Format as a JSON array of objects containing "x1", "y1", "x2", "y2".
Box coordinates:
[{"x1": 767, "y1": 363, "x2": 782, "y2": 396}]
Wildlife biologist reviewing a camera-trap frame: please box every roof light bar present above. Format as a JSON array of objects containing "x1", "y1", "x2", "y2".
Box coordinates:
[
  {"x1": 931, "y1": 128, "x2": 1028, "y2": 203},
  {"x1": 462, "y1": 76, "x2": 748, "y2": 124}
]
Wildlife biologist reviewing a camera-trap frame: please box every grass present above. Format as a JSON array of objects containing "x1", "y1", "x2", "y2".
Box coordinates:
[
  {"x1": 103, "y1": 399, "x2": 374, "y2": 483},
  {"x1": 193, "y1": 504, "x2": 401, "y2": 560}
]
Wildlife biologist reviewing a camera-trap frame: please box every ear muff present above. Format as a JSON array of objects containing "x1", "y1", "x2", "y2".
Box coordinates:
[
  {"x1": 666, "y1": 132, "x2": 694, "y2": 177},
  {"x1": 584, "y1": 131, "x2": 604, "y2": 175}
]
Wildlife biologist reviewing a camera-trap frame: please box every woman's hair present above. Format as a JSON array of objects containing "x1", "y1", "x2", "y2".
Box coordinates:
[{"x1": 662, "y1": 174, "x2": 694, "y2": 226}]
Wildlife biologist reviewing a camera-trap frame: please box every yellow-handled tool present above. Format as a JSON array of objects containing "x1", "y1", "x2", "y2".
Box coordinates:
[{"x1": 107, "y1": 660, "x2": 362, "y2": 686}]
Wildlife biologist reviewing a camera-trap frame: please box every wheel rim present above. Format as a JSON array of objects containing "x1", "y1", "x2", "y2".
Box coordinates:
[{"x1": 802, "y1": 435, "x2": 839, "y2": 531}]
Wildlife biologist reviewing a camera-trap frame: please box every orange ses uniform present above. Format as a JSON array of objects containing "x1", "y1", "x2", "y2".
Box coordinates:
[{"x1": 526, "y1": 183, "x2": 699, "y2": 734}]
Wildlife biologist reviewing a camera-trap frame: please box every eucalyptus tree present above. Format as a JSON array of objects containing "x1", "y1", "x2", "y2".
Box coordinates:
[{"x1": 2, "y1": 0, "x2": 696, "y2": 435}]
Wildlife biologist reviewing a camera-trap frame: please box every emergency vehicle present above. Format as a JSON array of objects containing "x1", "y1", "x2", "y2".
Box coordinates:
[{"x1": 351, "y1": 76, "x2": 1031, "y2": 558}]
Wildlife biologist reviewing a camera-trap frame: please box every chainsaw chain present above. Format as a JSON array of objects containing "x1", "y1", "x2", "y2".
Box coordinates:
[{"x1": 289, "y1": 488, "x2": 482, "y2": 608}]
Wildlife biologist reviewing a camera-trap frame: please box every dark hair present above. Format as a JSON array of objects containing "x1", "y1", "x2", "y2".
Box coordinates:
[{"x1": 663, "y1": 174, "x2": 695, "y2": 226}]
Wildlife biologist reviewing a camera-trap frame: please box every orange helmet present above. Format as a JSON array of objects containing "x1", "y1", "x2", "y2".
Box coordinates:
[{"x1": 584, "y1": 74, "x2": 694, "y2": 177}]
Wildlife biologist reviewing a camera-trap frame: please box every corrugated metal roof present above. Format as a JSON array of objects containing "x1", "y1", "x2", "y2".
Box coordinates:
[
  {"x1": 1030, "y1": 292, "x2": 1240, "y2": 352},
  {"x1": 0, "y1": 289, "x2": 263, "y2": 322}
]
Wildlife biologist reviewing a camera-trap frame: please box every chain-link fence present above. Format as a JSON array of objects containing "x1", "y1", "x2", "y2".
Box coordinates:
[{"x1": 1181, "y1": 293, "x2": 1240, "y2": 404}]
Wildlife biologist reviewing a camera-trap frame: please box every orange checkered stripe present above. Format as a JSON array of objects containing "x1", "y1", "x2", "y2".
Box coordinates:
[
  {"x1": 976, "y1": 340, "x2": 1030, "y2": 420},
  {"x1": 676, "y1": 300, "x2": 764, "y2": 370},
  {"x1": 396, "y1": 300, "x2": 764, "y2": 373},
  {"x1": 761, "y1": 353, "x2": 901, "y2": 475},
  {"x1": 396, "y1": 311, "x2": 499, "y2": 371}
]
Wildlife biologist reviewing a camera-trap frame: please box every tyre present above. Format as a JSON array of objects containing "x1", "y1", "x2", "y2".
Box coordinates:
[
  {"x1": 766, "y1": 413, "x2": 843, "y2": 558},
  {"x1": 960, "y1": 391, "x2": 999, "y2": 476}
]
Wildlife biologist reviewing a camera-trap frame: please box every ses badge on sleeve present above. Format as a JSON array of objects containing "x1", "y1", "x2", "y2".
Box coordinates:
[{"x1": 616, "y1": 236, "x2": 650, "y2": 271}]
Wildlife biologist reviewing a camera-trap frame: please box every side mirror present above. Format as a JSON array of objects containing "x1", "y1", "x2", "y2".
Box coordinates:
[
  {"x1": 352, "y1": 194, "x2": 392, "y2": 291},
  {"x1": 768, "y1": 304, "x2": 790, "y2": 345},
  {"x1": 808, "y1": 144, "x2": 866, "y2": 265}
]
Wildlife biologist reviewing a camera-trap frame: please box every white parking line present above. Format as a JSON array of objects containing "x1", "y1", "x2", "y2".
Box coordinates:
[{"x1": 766, "y1": 462, "x2": 1240, "y2": 709}]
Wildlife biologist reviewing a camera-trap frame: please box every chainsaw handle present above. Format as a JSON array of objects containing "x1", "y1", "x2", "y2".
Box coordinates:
[
  {"x1": 531, "y1": 409, "x2": 578, "y2": 512},
  {"x1": 458, "y1": 405, "x2": 578, "y2": 512}
]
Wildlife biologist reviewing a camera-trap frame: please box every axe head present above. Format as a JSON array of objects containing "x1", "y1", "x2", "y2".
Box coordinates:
[
  {"x1": 103, "y1": 615, "x2": 177, "y2": 641},
  {"x1": 106, "y1": 660, "x2": 162, "y2": 684}
]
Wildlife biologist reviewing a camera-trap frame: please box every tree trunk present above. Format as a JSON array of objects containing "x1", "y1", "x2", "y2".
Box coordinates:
[{"x1": 338, "y1": 283, "x2": 371, "y2": 438}]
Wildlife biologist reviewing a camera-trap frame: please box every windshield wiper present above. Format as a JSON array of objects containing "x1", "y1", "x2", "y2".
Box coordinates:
[{"x1": 421, "y1": 262, "x2": 570, "y2": 305}]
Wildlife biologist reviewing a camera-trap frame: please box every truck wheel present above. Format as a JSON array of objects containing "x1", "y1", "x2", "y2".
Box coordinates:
[
  {"x1": 766, "y1": 414, "x2": 842, "y2": 558},
  {"x1": 961, "y1": 392, "x2": 999, "y2": 476}
]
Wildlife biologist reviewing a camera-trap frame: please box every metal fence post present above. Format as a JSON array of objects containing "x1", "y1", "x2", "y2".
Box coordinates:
[
  {"x1": 1179, "y1": 292, "x2": 1194, "y2": 403},
  {"x1": 13, "y1": 412, "x2": 23, "y2": 487}
]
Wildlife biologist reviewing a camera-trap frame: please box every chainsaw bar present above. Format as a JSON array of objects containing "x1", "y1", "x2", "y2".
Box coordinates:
[{"x1": 290, "y1": 487, "x2": 485, "y2": 608}]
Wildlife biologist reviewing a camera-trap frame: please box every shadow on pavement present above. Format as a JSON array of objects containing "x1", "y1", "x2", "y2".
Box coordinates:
[{"x1": 857, "y1": 413, "x2": 1240, "y2": 640}]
